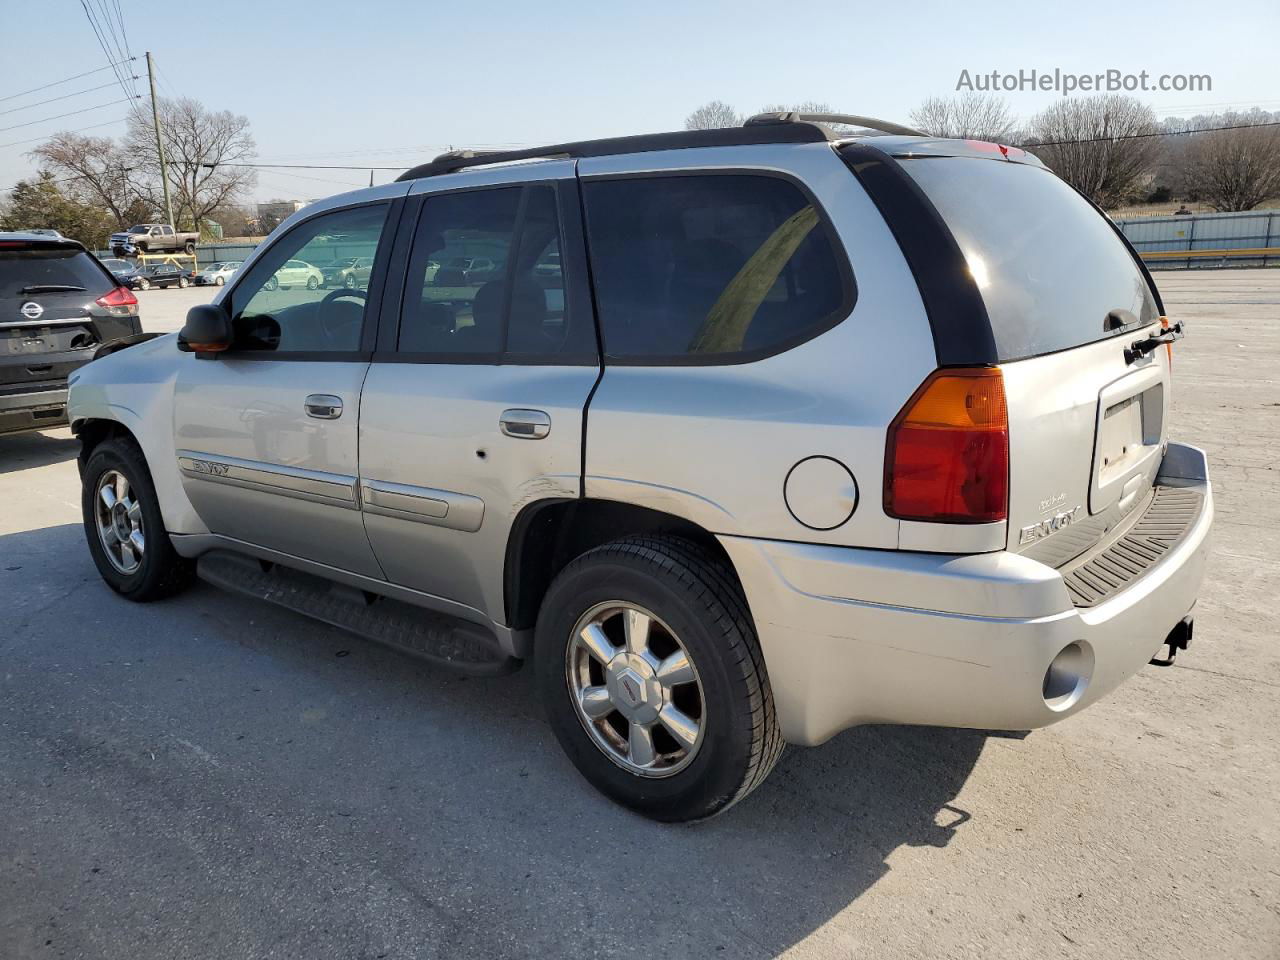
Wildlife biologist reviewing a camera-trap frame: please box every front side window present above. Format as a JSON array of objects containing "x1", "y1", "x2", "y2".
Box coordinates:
[
  {"x1": 582, "y1": 174, "x2": 849, "y2": 361},
  {"x1": 398, "y1": 184, "x2": 593, "y2": 358},
  {"x1": 230, "y1": 203, "x2": 388, "y2": 354}
]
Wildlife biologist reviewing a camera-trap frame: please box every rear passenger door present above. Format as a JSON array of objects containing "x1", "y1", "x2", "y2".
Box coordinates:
[{"x1": 358, "y1": 161, "x2": 599, "y2": 623}]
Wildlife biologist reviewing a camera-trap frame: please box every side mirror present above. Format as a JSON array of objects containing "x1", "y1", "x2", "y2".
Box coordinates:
[{"x1": 177, "y1": 303, "x2": 233, "y2": 356}]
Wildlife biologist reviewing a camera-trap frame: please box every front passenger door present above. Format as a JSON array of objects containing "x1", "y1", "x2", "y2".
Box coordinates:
[{"x1": 173, "y1": 198, "x2": 400, "y2": 577}]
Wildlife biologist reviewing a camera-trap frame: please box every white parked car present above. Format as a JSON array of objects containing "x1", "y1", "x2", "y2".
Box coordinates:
[
  {"x1": 263, "y1": 258, "x2": 323, "y2": 291},
  {"x1": 195, "y1": 261, "x2": 243, "y2": 286}
]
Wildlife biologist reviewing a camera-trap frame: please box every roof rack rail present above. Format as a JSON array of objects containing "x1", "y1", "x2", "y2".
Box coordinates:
[
  {"x1": 396, "y1": 123, "x2": 831, "y2": 182},
  {"x1": 744, "y1": 112, "x2": 926, "y2": 138}
]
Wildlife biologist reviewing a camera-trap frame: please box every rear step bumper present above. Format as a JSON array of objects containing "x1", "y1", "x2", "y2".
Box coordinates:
[{"x1": 719, "y1": 442, "x2": 1213, "y2": 746}]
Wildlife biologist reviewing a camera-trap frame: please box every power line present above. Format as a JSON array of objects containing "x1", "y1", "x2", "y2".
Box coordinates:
[
  {"x1": 1024, "y1": 120, "x2": 1280, "y2": 148},
  {"x1": 0, "y1": 79, "x2": 132, "y2": 119},
  {"x1": 0, "y1": 59, "x2": 135, "y2": 106},
  {"x1": 79, "y1": 0, "x2": 134, "y2": 100},
  {"x1": 0, "y1": 116, "x2": 130, "y2": 150},
  {"x1": 208, "y1": 161, "x2": 406, "y2": 171},
  {"x1": 0, "y1": 96, "x2": 140, "y2": 135}
]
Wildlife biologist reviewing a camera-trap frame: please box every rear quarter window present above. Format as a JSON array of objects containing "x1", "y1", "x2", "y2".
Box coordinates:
[
  {"x1": 0, "y1": 247, "x2": 114, "y2": 298},
  {"x1": 581, "y1": 173, "x2": 852, "y2": 362},
  {"x1": 901, "y1": 158, "x2": 1158, "y2": 361}
]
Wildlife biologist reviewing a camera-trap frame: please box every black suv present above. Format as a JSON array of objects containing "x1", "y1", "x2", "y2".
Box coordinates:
[{"x1": 0, "y1": 233, "x2": 141, "y2": 437}]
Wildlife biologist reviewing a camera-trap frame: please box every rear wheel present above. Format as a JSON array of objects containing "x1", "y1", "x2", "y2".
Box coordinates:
[
  {"x1": 178, "y1": 276, "x2": 189, "y2": 288},
  {"x1": 306, "y1": 276, "x2": 319, "y2": 290},
  {"x1": 137, "y1": 278, "x2": 150, "y2": 291},
  {"x1": 184, "y1": 241, "x2": 196, "y2": 255},
  {"x1": 81, "y1": 437, "x2": 195, "y2": 602},
  {"x1": 535, "y1": 536, "x2": 783, "y2": 822}
]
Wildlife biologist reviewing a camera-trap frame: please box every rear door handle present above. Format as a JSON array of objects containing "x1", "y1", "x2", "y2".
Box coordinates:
[
  {"x1": 304, "y1": 394, "x2": 344, "y2": 419},
  {"x1": 499, "y1": 408, "x2": 550, "y2": 439}
]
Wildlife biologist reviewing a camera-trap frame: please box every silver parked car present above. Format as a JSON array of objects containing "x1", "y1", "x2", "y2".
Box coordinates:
[
  {"x1": 194, "y1": 261, "x2": 243, "y2": 286},
  {"x1": 67, "y1": 114, "x2": 1213, "y2": 822}
]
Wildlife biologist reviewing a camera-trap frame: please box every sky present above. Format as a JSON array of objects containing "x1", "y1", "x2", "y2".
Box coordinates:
[{"x1": 1, "y1": 0, "x2": 1277, "y2": 206}]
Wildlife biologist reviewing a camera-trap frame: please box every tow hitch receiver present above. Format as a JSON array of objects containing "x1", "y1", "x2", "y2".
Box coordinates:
[{"x1": 1150, "y1": 617, "x2": 1193, "y2": 667}]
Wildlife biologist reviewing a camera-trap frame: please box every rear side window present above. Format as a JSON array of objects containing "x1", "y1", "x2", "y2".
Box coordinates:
[
  {"x1": 902, "y1": 158, "x2": 1158, "y2": 361},
  {"x1": 398, "y1": 184, "x2": 594, "y2": 359},
  {"x1": 582, "y1": 174, "x2": 850, "y2": 362},
  {"x1": 0, "y1": 247, "x2": 113, "y2": 298}
]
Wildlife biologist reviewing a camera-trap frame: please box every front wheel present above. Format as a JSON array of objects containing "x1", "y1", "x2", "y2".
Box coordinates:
[
  {"x1": 535, "y1": 536, "x2": 783, "y2": 822},
  {"x1": 215, "y1": 275, "x2": 225, "y2": 286},
  {"x1": 264, "y1": 276, "x2": 278, "y2": 291},
  {"x1": 81, "y1": 437, "x2": 195, "y2": 601},
  {"x1": 137, "y1": 278, "x2": 150, "y2": 290}
]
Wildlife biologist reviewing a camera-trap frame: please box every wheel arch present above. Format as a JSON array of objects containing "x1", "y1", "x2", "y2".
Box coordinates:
[{"x1": 504, "y1": 498, "x2": 741, "y2": 633}]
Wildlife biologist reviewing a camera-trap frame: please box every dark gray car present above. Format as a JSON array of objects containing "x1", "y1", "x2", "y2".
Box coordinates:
[{"x1": 0, "y1": 233, "x2": 141, "y2": 436}]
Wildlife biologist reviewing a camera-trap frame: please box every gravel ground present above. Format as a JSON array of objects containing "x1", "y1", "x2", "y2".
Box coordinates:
[{"x1": 0, "y1": 269, "x2": 1276, "y2": 959}]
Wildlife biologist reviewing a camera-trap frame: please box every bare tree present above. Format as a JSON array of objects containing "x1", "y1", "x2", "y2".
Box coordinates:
[
  {"x1": 125, "y1": 97, "x2": 257, "y2": 231},
  {"x1": 757, "y1": 101, "x2": 833, "y2": 115},
  {"x1": 1025, "y1": 95, "x2": 1160, "y2": 208},
  {"x1": 685, "y1": 101, "x2": 742, "y2": 130},
  {"x1": 28, "y1": 133, "x2": 151, "y2": 229},
  {"x1": 1182, "y1": 116, "x2": 1280, "y2": 211},
  {"x1": 910, "y1": 94, "x2": 1015, "y2": 142}
]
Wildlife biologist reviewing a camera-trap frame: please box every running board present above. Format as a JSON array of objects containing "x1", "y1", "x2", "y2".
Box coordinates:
[{"x1": 196, "y1": 551, "x2": 519, "y2": 676}]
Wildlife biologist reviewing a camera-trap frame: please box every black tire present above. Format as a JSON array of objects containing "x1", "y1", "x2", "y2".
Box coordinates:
[
  {"x1": 138, "y1": 278, "x2": 150, "y2": 291},
  {"x1": 306, "y1": 276, "x2": 319, "y2": 290},
  {"x1": 535, "y1": 536, "x2": 783, "y2": 822},
  {"x1": 215, "y1": 275, "x2": 225, "y2": 286},
  {"x1": 184, "y1": 241, "x2": 196, "y2": 254},
  {"x1": 81, "y1": 436, "x2": 195, "y2": 602},
  {"x1": 178, "y1": 276, "x2": 189, "y2": 288}
]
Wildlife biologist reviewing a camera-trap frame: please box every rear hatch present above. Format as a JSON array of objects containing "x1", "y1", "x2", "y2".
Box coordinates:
[
  {"x1": 0, "y1": 240, "x2": 129, "y2": 391},
  {"x1": 899, "y1": 155, "x2": 1169, "y2": 566}
]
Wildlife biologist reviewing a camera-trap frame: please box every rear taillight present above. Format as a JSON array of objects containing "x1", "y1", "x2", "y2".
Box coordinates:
[
  {"x1": 95, "y1": 285, "x2": 138, "y2": 317},
  {"x1": 885, "y1": 367, "x2": 1009, "y2": 523}
]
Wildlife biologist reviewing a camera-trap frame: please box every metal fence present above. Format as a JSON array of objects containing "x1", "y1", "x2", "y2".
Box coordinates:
[
  {"x1": 1114, "y1": 209, "x2": 1280, "y2": 270},
  {"x1": 93, "y1": 242, "x2": 261, "y2": 268}
]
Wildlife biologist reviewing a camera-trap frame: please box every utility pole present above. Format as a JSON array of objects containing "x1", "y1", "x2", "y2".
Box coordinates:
[{"x1": 146, "y1": 52, "x2": 175, "y2": 228}]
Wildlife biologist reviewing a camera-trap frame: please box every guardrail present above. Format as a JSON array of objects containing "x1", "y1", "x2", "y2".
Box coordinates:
[{"x1": 1116, "y1": 209, "x2": 1279, "y2": 269}]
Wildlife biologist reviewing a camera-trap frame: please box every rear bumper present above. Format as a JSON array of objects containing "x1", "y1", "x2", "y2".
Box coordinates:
[
  {"x1": 720, "y1": 442, "x2": 1214, "y2": 746},
  {"x1": 0, "y1": 386, "x2": 69, "y2": 435}
]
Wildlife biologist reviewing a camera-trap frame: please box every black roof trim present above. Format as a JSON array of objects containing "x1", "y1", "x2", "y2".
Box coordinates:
[
  {"x1": 838, "y1": 141, "x2": 998, "y2": 367},
  {"x1": 396, "y1": 124, "x2": 832, "y2": 182}
]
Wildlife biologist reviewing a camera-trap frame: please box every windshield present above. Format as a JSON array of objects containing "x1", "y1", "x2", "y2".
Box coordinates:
[
  {"x1": 901, "y1": 157, "x2": 1158, "y2": 361},
  {"x1": 0, "y1": 248, "x2": 112, "y2": 298},
  {"x1": 128, "y1": 226, "x2": 150, "y2": 234}
]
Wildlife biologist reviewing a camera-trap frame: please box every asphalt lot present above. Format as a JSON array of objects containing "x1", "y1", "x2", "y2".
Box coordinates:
[{"x1": 2, "y1": 270, "x2": 1278, "y2": 959}]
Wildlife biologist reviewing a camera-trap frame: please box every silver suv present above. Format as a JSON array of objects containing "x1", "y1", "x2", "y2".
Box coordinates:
[{"x1": 68, "y1": 114, "x2": 1213, "y2": 821}]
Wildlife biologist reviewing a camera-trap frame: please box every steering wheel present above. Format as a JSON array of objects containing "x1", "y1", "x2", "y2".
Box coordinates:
[{"x1": 318, "y1": 287, "x2": 366, "y2": 346}]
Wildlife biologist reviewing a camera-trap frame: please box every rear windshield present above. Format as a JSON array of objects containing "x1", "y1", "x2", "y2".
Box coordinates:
[
  {"x1": 902, "y1": 158, "x2": 1158, "y2": 361},
  {"x1": 0, "y1": 247, "x2": 113, "y2": 299}
]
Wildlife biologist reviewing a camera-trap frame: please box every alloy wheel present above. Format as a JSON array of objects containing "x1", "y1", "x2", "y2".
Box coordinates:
[
  {"x1": 94, "y1": 469, "x2": 145, "y2": 575},
  {"x1": 566, "y1": 602, "x2": 705, "y2": 777}
]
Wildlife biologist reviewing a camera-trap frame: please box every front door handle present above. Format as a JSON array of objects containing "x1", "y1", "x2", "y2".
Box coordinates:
[
  {"x1": 304, "y1": 394, "x2": 344, "y2": 419},
  {"x1": 499, "y1": 408, "x2": 550, "y2": 439}
]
